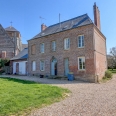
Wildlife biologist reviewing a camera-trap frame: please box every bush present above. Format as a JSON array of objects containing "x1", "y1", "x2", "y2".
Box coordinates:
[{"x1": 105, "y1": 70, "x2": 113, "y2": 78}]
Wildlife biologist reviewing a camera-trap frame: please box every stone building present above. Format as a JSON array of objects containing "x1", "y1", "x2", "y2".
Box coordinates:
[
  {"x1": 28, "y1": 3, "x2": 107, "y2": 82},
  {"x1": 0, "y1": 24, "x2": 27, "y2": 59}
]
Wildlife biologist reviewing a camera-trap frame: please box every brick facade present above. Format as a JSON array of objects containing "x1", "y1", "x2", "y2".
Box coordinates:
[{"x1": 28, "y1": 24, "x2": 107, "y2": 82}]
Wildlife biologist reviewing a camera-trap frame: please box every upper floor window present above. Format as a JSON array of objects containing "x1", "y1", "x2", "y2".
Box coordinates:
[
  {"x1": 2, "y1": 51, "x2": 6, "y2": 58},
  {"x1": 40, "y1": 60, "x2": 45, "y2": 71},
  {"x1": 32, "y1": 61, "x2": 36, "y2": 71},
  {"x1": 31, "y1": 44, "x2": 36, "y2": 55},
  {"x1": 78, "y1": 35, "x2": 84, "y2": 48},
  {"x1": 78, "y1": 57, "x2": 85, "y2": 70},
  {"x1": 64, "y1": 38, "x2": 70, "y2": 50},
  {"x1": 52, "y1": 41, "x2": 56, "y2": 51},
  {"x1": 40, "y1": 43, "x2": 44, "y2": 53}
]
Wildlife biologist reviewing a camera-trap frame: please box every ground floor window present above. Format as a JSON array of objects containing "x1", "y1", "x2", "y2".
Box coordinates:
[
  {"x1": 40, "y1": 60, "x2": 45, "y2": 71},
  {"x1": 78, "y1": 57, "x2": 85, "y2": 70},
  {"x1": 32, "y1": 61, "x2": 36, "y2": 71}
]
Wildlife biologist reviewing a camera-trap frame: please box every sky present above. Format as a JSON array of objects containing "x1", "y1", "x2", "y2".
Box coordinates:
[{"x1": 0, "y1": 0, "x2": 116, "y2": 53}]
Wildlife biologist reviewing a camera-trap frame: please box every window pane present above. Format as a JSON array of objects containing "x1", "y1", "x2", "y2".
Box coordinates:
[
  {"x1": 82, "y1": 36, "x2": 84, "y2": 47},
  {"x1": 40, "y1": 61, "x2": 45, "y2": 71},
  {"x1": 78, "y1": 57, "x2": 85, "y2": 70},
  {"x1": 52, "y1": 41, "x2": 56, "y2": 51},
  {"x1": 78, "y1": 37, "x2": 81, "y2": 47},
  {"x1": 40, "y1": 43, "x2": 44, "y2": 53},
  {"x1": 67, "y1": 38, "x2": 70, "y2": 49}
]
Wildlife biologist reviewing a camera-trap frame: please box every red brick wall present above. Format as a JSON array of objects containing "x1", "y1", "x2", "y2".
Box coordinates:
[{"x1": 94, "y1": 27, "x2": 107, "y2": 81}]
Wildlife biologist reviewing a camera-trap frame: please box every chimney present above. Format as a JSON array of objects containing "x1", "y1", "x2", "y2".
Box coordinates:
[
  {"x1": 41, "y1": 23, "x2": 47, "y2": 31},
  {"x1": 93, "y1": 2, "x2": 101, "y2": 30}
]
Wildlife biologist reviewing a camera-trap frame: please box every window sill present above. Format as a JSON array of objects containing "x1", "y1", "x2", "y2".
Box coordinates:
[
  {"x1": 40, "y1": 52, "x2": 44, "y2": 54},
  {"x1": 78, "y1": 47, "x2": 84, "y2": 48},
  {"x1": 78, "y1": 69, "x2": 86, "y2": 71},
  {"x1": 40, "y1": 70, "x2": 45, "y2": 71},
  {"x1": 64, "y1": 49, "x2": 70, "y2": 51}
]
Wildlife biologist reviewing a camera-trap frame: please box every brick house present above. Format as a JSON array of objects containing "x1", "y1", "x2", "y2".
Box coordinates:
[{"x1": 28, "y1": 3, "x2": 107, "y2": 82}]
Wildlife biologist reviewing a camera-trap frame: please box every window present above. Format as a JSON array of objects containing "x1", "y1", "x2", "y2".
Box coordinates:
[
  {"x1": 31, "y1": 44, "x2": 36, "y2": 55},
  {"x1": 52, "y1": 41, "x2": 56, "y2": 51},
  {"x1": 32, "y1": 61, "x2": 36, "y2": 71},
  {"x1": 78, "y1": 57, "x2": 85, "y2": 70},
  {"x1": 78, "y1": 35, "x2": 84, "y2": 48},
  {"x1": 2, "y1": 51, "x2": 6, "y2": 58},
  {"x1": 40, "y1": 60, "x2": 45, "y2": 71},
  {"x1": 64, "y1": 38, "x2": 70, "y2": 50},
  {"x1": 40, "y1": 43, "x2": 44, "y2": 53}
]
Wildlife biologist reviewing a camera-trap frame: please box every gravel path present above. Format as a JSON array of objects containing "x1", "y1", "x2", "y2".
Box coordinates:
[{"x1": 2, "y1": 75, "x2": 116, "y2": 116}]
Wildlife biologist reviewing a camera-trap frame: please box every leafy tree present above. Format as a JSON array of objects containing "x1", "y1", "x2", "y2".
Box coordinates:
[{"x1": 110, "y1": 47, "x2": 116, "y2": 70}]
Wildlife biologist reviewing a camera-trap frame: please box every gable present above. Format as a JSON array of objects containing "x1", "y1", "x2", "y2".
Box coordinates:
[{"x1": 0, "y1": 24, "x2": 14, "y2": 47}]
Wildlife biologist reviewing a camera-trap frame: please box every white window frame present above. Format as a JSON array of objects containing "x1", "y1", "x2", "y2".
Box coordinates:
[
  {"x1": 40, "y1": 43, "x2": 44, "y2": 53},
  {"x1": 78, "y1": 35, "x2": 84, "y2": 48},
  {"x1": 78, "y1": 57, "x2": 85, "y2": 70},
  {"x1": 64, "y1": 38, "x2": 70, "y2": 50},
  {"x1": 40, "y1": 60, "x2": 45, "y2": 71},
  {"x1": 52, "y1": 41, "x2": 56, "y2": 51},
  {"x1": 32, "y1": 61, "x2": 36, "y2": 71}
]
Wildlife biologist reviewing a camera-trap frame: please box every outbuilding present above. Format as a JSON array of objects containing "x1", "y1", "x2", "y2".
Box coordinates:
[{"x1": 10, "y1": 48, "x2": 28, "y2": 75}]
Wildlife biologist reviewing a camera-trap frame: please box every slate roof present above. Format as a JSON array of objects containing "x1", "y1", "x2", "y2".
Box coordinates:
[
  {"x1": 5, "y1": 26, "x2": 19, "y2": 32},
  {"x1": 10, "y1": 48, "x2": 28, "y2": 60},
  {"x1": 31, "y1": 14, "x2": 93, "y2": 40},
  {"x1": 22, "y1": 44, "x2": 28, "y2": 50}
]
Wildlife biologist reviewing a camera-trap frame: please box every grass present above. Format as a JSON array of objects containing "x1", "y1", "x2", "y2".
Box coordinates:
[
  {"x1": 108, "y1": 69, "x2": 116, "y2": 74},
  {"x1": 0, "y1": 77, "x2": 70, "y2": 116},
  {"x1": 101, "y1": 77, "x2": 112, "y2": 83}
]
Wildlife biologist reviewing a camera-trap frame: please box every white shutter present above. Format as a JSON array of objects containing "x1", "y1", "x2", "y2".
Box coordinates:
[
  {"x1": 64, "y1": 39, "x2": 66, "y2": 49},
  {"x1": 32, "y1": 61, "x2": 36, "y2": 71},
  {"x1": 52, "y1": 41, "x2": 56, "y2": 51}
]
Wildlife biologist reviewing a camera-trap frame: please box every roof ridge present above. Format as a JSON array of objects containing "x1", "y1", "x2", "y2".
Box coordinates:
[{"x1": 49, "y1": 13, "x2": 88, "y2": 27}]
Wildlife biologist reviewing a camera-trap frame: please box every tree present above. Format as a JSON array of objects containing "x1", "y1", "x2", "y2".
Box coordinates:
[
  {"x1": 110, "y1": 47, "x2": 116, "y2": 70},
  {"x1": 0, "y1": 59, "x2": 9, "y2": 69}
]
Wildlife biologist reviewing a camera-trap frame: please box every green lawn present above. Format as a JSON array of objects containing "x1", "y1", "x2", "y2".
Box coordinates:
[
  {"x1": 108, "y1": 69, "x2": 116, "y2": 74},
  {"x1": 0, "y1": 77, "x2": 69, "y2": 116}
]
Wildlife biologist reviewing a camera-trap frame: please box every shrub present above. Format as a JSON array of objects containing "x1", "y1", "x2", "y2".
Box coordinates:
[{"x1": 105, "y1": 70, "x2": 113, "y2": 78}]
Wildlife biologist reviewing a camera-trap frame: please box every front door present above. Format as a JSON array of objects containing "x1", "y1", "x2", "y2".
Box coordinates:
[
  {"x1": 64, "y1": 58, "x2": 69, "y2": 76},
  {"x1": 51, "y1": 58, "x2": 57, "y2": 75}
]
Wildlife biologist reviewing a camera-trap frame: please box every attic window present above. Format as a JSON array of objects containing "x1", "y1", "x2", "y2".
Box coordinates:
[
  {"x1": 62, "y1": 25, "x2": 68, "y2": 30},
  {"x1": 41, "y1": 33, "x2": 45, "y2": 36}
]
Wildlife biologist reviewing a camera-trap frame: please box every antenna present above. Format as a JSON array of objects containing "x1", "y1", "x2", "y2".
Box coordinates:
[
  {"x1": 39, "y1": 16, "x2": 45, "y2": 24},
  {"x1": 10, "y1": 21, "x2": 13, "y2": 27},
  {"x1": 59, "y1": 13, "x2": 61, "y2": 28}
]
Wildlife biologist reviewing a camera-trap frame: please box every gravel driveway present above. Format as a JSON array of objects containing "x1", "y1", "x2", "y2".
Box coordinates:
[{"x1": 2, "y1": 75, "x2": 116, "y2": 116}]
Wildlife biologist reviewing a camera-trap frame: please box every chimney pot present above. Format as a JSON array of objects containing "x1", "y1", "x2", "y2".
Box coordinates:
[
  {"x1": 41, "y1": 23, "x2": 47, "y2": 31},
  {"x1": 93, "y1": 3, "x2": 101, "y2": 30}
]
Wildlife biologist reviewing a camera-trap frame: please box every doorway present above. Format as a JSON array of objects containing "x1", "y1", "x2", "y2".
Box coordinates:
[
  {"x1": 16, "y1": 63, "x2": 19, "y2": 74},
  {"x1": 64, "y1": 58, "x2": 69, "y2": 76},
  {"x1": 51, "y1": 58, "x2": 57, "y2": 75}
]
